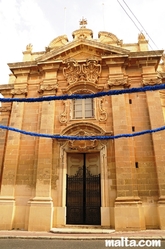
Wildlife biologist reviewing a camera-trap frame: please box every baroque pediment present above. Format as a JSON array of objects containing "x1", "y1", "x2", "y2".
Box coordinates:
[{"x1": 35, "y1": 39, "x2": 130, "y2": 63}]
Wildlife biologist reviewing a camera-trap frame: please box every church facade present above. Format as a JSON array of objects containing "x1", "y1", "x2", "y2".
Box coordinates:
[{"x1": 0, "y1": 21, "x2": 165, "y2": 231}]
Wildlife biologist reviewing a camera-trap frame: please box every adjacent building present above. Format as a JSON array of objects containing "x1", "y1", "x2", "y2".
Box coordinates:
[{"x1": 0, "y1": 20, "x2": 165, "y2": 231}]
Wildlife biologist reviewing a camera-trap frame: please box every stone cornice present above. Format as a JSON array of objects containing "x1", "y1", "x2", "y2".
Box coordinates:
[
  {"x1": 36, "y1": 39, "x2": 130, "y2": 62},
  {"x1": 0, "y1": 84, "x2": 14, "y2": 90},
  {"x1": 8, "y1": 61, "x2": 37, "y2": 69},
  {"x1": 0, "y1": 84, "x2": 14, "y2": 96},
  {"x1": 129, "y1": 50, "x2": 164, "y2": 58}
]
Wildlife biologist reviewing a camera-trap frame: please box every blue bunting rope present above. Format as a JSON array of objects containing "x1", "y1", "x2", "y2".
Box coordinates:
[
  {"x1": 0, "y1": 83, "x2": 165, "y2": 102},
  {"x1": 0, "y1": 83, "x2": 165, "y2": 139},
  {"x1": 0, "y1": 124, "x2": 165, "y2": 140}
]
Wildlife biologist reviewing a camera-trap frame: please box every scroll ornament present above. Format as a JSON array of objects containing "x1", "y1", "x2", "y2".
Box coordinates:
[
  {"x1": 63, "y1": 59, "x2": 101, "y2": 85},
  {"x1": 59, "y1": 101, "x2": 67, "y2": 124},
  {"x1": 99, "y1": 98, "x2": 107, "y2": 122}
]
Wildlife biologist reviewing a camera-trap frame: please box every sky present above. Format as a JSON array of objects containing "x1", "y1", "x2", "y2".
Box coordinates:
[{"x1": 0, "y1": 0, "x2": 165, "y2": 84}]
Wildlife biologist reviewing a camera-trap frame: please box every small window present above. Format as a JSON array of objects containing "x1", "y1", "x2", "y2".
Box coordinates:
[{"x1": 73, "y1": 98, "x2": 94, "y2": 119}]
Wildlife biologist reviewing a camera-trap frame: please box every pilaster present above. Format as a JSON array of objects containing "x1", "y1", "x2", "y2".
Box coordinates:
[
  {"x1": 28, "y1": 100, "x2": 55, "y2": 231},
  {"x1": 111, "y1": 90, "x2": 145, "y2": 230},
  {"x1": 0, "y1": 99, "x2": 25, "y2": 229},
  {"x1": 146, "y1": 89, "x2": 165, "y2": 229}
]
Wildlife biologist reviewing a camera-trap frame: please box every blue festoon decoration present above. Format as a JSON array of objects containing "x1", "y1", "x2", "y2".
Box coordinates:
[
  {"x1": 0, "y1": 124, "x2": 165, "y2": 140},
  {"x1": 0, "y1": 84, "x2": 165, "y2": 102},
  {"x1": 0, "y1": 83, "x2": 165, "y2": 140}
]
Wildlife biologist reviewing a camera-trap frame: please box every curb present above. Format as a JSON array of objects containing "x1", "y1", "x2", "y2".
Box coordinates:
[{"x1": 0, "y1": 235, "x2": 164, "y2": 240}]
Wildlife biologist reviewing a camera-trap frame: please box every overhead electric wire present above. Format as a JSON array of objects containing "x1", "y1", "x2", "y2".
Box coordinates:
[
  {"x1": 117, "y1": 0, "x2": 160, "y2": 51},
  {"x1": 121, "y1": 0, "x2": 159, "y2": 50},
  {"x1": 117, "y1": 0, "x2": 164, "y2": 78},
  {"x1": 116, "y1": 0, "x2": 141, "y2": 33}
]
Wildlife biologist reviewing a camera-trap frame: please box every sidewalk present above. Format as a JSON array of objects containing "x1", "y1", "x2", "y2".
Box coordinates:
[{"x1": 0, "y1": 228, "x2": 165, "y2": 240}]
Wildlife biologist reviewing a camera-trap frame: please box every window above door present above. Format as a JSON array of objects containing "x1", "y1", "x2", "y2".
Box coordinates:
[{"x1": 72, "y1": 98, "x2": 94, "y2": 119}]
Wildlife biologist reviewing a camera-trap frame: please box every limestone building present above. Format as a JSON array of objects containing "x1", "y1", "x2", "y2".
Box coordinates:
[{"x1": 0, "y1": 20, "x2": 165, "y2": 231}]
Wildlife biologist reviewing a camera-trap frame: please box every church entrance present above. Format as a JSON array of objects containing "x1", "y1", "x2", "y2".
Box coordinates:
[{"x1": 66, "y1": 153, "x2": 101, "y2": 225}]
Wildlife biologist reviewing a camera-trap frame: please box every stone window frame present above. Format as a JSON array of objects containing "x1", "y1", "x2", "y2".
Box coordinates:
[{"x1": 72, "y1": 96, "x2": 94, "y2": 120}]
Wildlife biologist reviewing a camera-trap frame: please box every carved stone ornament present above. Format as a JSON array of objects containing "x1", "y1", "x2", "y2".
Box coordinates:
[
  {"x1": 39, "y1": 83, "x2": 58, "y2": 94},
  {"x1": 107, "y1": 76, "x2": 130, "y2": 88},
  {"x1": 68, "y1": 139, "x2": 98, "y2": 152},
  {"x1": 26, "y1": 43, "x2": 33, "y2": 52},
  {"x1": 98, "y1": 98, "x2": 107, "y2": 122},
  {"x1": 11, "y1": 88, "x2": 28, "y2": 96},
  {"x1": 82, "y1": 59, "x2": 101, "y2": 83},
  {"x1": 59, "y1": 101, "x2": 67, "y2": 124},
  {"x1": 63, "y1": 59, "x2": 101, "y2": 85},
  {"x1": 138, "y1": 33, "x2": 147, "y2": 42},
  {"x1": 68, "y1": 130, "x2": 98, "y2": 151},
  {"x1": 63, "y1": 59, "x2": 81, "y2": 85},
  {"x1": 143, "y1": 78, "x2": 162, "y2": 86}
]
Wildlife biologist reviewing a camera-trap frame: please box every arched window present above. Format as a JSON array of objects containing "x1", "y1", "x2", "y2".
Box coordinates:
[{"x1": 73, "y1": 98, "x2": 94, "y2": 119}]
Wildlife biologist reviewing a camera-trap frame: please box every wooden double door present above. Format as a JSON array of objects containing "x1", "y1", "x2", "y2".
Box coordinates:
[{"x1": 66, "y1": 153, "x2": 101, "y2": 225}]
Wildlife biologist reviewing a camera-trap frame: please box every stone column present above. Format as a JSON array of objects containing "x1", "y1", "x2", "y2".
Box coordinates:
[
  {"x1": 0, "y1": 100, "x2": 24, "y2": 230},
  {"x1": 28, "y1": 100, "x2": 55, "y2": 231},
  {"x1": 112, "y1": 93, "x2": 145, "y2": 230},
  {"x1": 146, "y1": 90, "x2": 165, "y2": 229}
]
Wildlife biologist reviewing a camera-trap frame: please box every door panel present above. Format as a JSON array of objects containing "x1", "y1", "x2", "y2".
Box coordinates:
[
  {"x1": 86, "y1": 153, "x2": 100, "y2": 175},
  {"x1": 67, "y1": 153, "x2": 84, "y2": 176},
  {"x1": 66, "y1": 153, "x2": 101, "y2": 225}
]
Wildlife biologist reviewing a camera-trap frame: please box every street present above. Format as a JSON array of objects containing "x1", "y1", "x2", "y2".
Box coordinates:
[{"x1": 0, "y1": 239, "x2": 164, "y2": 249}]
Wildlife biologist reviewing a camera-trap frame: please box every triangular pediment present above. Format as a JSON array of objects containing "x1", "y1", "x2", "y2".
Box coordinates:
[{"x1": 35, "y1": 39, "x2": 130, "y2": 63}]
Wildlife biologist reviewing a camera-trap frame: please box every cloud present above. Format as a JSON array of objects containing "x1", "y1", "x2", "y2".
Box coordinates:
[
  {"x1": 0, "y1": 0, "x2": 164, "y2": 85},
  {"x1": 0, "y1": 0, "x2": 54, "y2": 84}
]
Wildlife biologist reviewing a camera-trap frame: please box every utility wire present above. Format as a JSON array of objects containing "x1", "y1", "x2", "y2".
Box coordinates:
[
  {"x1": 117, "y1": 0, "x2": 159, "y2": 51},
  {"x1": 122, "y1": 0, "x2": 159, "y2": 50},
  {"x1": 117, "y1": 0, "x2": 141, "y2": 33}
]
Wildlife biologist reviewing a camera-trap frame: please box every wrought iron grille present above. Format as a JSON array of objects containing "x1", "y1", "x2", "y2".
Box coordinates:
[{"x1": 66, "y1": 165, "x2": 101, "y2": 225}]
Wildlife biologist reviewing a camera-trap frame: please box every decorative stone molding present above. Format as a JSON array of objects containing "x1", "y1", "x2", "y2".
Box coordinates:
[
  {"x1": 68, "y1": 139, "x2": 98, "y2": 152},
  {"x1": 63, "y1": 59, "x2": 101, "y2": 85},
  {"x1": 138, "y1": 33, "x2": 147, "y2": 42},
  {"x1": 26, "y1": 43, "x2": 33, "y2": 52},
  {"x1": 68, "y1": 130, "x2": 98, "y2": 151},
  {"x1": 82, "y1": 59, "x2": 101, "y2": 83},
  {"x1": 39, "y1": 83, "x2": 58, "y2": 95},
  {"x1": 11, "y1": 88, "x2": 28, "y2": 96},
  {"x1": 58, "y1": 122, "x2": 112, "y2": 152},
  {"x1": 143, "y1": 78, "x2": 162, "y2": 86},
  {"x1": 107, "y1": 77, "x2": 130, "y2": 88},
  {"x1": 59, "y1": 101, "x2": 67, "y2": 124},
  {"x1": 98, "y1": 98, "x2": 107, "y2": 122},
  {"x1": 63, "y1": 59, "x2": 81, "y2": 85},
  {"x1": 62, "y1": 81, "x2": 103, "y2": 95},
  {"x1": 38, "y1": 78, "x2": 58, "y2": 95}
]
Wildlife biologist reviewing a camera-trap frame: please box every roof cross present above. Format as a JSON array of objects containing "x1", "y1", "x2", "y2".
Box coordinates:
[{"x1": 79, "y1": 17, "x2": 87, "y2": 28}]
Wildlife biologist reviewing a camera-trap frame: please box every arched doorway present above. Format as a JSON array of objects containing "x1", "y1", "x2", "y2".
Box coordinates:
[{"x1": 58, "y1": 122, "x2": 111, "y2": 227}]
